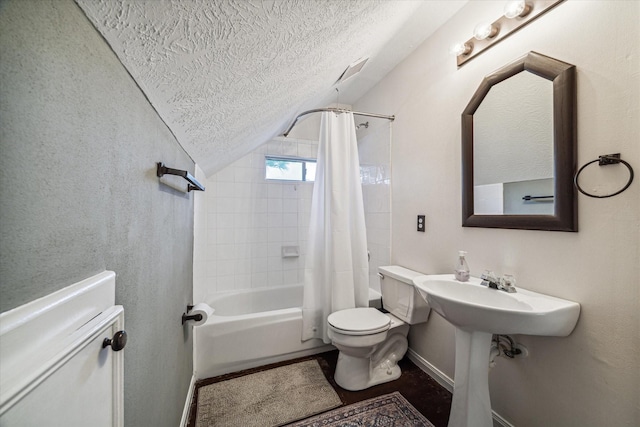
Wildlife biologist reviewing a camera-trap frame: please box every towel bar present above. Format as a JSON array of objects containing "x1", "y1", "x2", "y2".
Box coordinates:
[{"x1": 156, "y1": 162, "x2": 205, "y2": 192}]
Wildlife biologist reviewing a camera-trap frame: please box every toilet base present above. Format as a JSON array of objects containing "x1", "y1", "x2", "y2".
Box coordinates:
[
  {"x1": 329, "y1": 313, "x2": 410, "y2": 391},
  {"x1": 334, "y1": 351, "x2": 402, "y2": 391}
]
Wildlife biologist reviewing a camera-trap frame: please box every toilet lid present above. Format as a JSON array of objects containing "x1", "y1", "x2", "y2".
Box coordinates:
[{"x1": 327, "y1": 308, "x2": 390, "y2": 336}]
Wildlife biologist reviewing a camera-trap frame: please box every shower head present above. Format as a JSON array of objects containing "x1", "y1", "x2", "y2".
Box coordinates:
[{"x1": 356, "y1": 122, "x2": 369, "y2": 130}]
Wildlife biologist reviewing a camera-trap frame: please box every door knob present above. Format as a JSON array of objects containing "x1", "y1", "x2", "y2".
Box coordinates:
[{"x1": 102, "y1": 330, "x2": 127, "y2": 351}]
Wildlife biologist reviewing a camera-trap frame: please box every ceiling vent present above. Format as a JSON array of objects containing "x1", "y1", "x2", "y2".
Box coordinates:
[{"x1": 335, "y1": 57, "x2": 369, "y2": 85}]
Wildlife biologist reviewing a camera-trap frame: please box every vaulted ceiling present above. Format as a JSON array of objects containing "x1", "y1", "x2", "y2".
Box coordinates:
[{"x1": 77, "y1": 0, "x2": 466, "y2": 175}]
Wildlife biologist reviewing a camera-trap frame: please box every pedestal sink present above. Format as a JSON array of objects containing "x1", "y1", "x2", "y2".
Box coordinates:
[{"x1": 413, "y1": 274, "x2": 580, "y2": 427}]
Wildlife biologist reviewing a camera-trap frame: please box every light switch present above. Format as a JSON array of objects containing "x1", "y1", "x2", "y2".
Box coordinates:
[{"x1": 417, "y1": 215, "x2": 425, "y2": 232}]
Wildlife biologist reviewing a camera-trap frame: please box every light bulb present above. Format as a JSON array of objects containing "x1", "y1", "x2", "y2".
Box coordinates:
[
  {"x1": 451, "y1": 42, "x2": 473, "y2": 57},
  {"x1": 473, "y1": 22, "x2": 499, "y2": 40},
  {"x1": 504, "y1": 0, "x2": 532, "y2": 19}
]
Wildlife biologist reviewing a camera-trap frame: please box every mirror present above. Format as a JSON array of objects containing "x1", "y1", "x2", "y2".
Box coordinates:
[{"x1": 462, "y1": 51, "x2": 577, "y2": 231}]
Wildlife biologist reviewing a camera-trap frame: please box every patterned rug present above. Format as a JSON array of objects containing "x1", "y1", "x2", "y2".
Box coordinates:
[
  {"x1": 195, "y1": 360, "x2": 341, "y2": 427},
  {"x1": 285, "y1": 392, "x2": 434, "y2": 427}
]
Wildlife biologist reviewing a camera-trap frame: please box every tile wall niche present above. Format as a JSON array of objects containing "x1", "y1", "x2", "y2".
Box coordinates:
[{"x1": 194, "y1": 127, "x2": 391, "y2": 301}]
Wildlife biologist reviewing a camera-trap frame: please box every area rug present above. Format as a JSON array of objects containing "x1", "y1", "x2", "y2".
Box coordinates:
[
  {"x1": 286, "y1": 392, "x2": 435, "y2": 427},
  {"x1": 195, "y1": 360, "x2": 342, "y2": 427}
]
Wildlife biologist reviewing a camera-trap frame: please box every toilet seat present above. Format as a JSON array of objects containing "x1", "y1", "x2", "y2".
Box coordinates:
[{"x1": 328, "y1": 308, "x2": 390, "y2": 336}]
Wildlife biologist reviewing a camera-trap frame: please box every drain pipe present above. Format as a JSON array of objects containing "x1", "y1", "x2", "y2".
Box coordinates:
[
  {"x1": 497, "y1": 334, "x2": 521, "y2": 358},
  {"x1": 489, "y1": 340, "x2": 501, "y2": 368},
  {"x1": 489, "y1": 334, "x2": 528, "y2": 368}
]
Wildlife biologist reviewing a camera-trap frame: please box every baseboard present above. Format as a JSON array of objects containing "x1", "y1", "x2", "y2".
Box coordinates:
[
  {"x1": 407, "y1": 348, "x2": 454, "y2": 392},
  {"x1": 179, "y1": 374, "x2": 197, "y2": 427},
  {"x1": 406, "y1": 348, "x2": 515, "y2": 427},
  {"x1": 491, "y1": 411, "x2": 515, "y2": 427}
]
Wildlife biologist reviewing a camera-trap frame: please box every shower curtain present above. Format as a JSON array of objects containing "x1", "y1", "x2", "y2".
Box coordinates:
[{"x1": 302, "y1": 111, "x2": 369, "y2": 343}]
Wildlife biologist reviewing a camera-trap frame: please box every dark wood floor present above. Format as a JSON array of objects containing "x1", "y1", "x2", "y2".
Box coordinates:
[{"x1": 187, "y1": 349, "x2": 452, "y2": 427}]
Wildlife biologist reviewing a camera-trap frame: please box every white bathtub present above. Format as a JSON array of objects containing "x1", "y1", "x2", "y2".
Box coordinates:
[{"x1": 194, "y1": 284, "x2": 381, "y2": 379}]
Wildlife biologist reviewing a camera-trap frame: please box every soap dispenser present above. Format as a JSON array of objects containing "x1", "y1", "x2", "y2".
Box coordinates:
[{"x1": 454, "y1": 251, "x2": 470, "y2": 282}]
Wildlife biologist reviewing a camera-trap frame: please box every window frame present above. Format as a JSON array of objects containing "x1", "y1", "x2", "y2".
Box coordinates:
[{"x1": 265, "y1": 155, "x2": 316, "y2": 182}]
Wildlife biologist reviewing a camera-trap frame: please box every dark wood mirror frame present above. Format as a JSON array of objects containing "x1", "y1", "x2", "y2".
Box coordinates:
[{"x1": 462, "y1": 51, "x2": 577, "y2": 231}]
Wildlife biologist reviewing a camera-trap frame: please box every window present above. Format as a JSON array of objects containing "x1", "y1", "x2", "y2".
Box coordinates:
[{"x1": 265, "y1": 156, "x2": 316, "y2": 182}]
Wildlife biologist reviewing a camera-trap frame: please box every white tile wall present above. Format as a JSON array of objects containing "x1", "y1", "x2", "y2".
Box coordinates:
[
  {"x1": 192, "y1": 165, "x2": 208, "y2": 303},
  {"x1": 195, "y1": 126, "x2": 391, "y2": 297},
  {"x1": 195, "y1": 137, "x2": 316, "y2": 296},
  {"x1": 358, "y1": 122, "x2": 392, "y2": 293}
]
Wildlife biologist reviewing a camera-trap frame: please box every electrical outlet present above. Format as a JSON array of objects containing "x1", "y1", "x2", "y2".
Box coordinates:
[{"x1": 417, "y1": 215, "x2": 425, "y2": 232}]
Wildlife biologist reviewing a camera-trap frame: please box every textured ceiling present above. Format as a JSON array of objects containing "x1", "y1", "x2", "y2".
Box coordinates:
[{"x1": 77, "y1": 0, "x2": 466, "y2": 175}]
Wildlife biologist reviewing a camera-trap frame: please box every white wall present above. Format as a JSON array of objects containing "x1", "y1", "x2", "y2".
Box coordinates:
[{"x1": 354, "y1": 1, "x2": 639, "y2": 426}]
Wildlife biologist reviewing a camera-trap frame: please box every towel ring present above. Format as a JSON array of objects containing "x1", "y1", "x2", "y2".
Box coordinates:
[{"x1": 574, "y1": 153, "x2": 634, "y2": 198}]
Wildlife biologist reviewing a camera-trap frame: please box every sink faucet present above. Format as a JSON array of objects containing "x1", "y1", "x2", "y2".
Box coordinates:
[
  {"x1": 481, "y1": 271, "x2": 517, "y2": 293},
  {"x1": 480, "y1": 271, "x2": 500, "y2": 288}
]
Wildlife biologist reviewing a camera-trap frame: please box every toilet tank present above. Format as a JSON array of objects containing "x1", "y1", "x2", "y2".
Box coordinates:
[{"x1": 379, "y1": 265, "x2": 430, "y2": 324}]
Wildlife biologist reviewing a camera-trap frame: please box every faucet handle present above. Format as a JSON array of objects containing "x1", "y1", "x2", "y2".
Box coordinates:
[
  {"x1": 499, "y1": 274, "x2": 517, "y2": 293},
  {"x1": 481, "y1": 270, "x2": 497, "y2": 282},
  {"x1": 481, "y1": 270, "x2": 499, "y2": 288},
  {"x1": 501, "y1": 274, "x2": 516, "y2": 285}
]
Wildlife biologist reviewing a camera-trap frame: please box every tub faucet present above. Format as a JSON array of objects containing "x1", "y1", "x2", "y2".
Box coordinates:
[{"x1": 481, "y1": 271, "x2": 517, "y2": 293}]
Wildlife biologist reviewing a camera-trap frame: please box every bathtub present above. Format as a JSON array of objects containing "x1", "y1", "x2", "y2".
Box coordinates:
[{"x1": 194, "y1": 284, "x2": 381, "y2": 380}]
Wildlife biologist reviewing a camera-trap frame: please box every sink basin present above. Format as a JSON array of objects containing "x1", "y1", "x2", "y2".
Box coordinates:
[
  {"x1": 413, "y1": 274, "x2": 580, "y2": 336},
  {"x1": 412, "y1": 274, "x2": 580, "y2": 427}
]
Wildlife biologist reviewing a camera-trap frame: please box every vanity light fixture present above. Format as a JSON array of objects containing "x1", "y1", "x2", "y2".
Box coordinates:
[
  {"x1": 454, "y1": 0, "x2": 565, "y2": 67},
  {"x1": 473, "y1": 22, "x2": 499, "y2": 41},
  {"x1": 451, "y1": 42, "x2": 473, "y2": 57},
  {"x1": 504, "y1": 0, "x2": 533, "y2": 19}
]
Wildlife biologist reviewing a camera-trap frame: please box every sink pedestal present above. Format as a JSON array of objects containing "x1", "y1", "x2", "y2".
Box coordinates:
[{"x1": 449, "y1": 329, "x2": 493, "y2": 427}]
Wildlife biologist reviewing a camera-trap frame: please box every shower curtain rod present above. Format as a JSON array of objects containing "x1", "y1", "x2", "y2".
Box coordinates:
[{"x1": 282, "y1": 107, "x2": 395, "y2": 137}]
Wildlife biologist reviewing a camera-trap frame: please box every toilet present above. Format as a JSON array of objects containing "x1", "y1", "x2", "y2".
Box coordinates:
[{"x1": 327, "y1": 265, "x2": 430, "y2": 391}]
